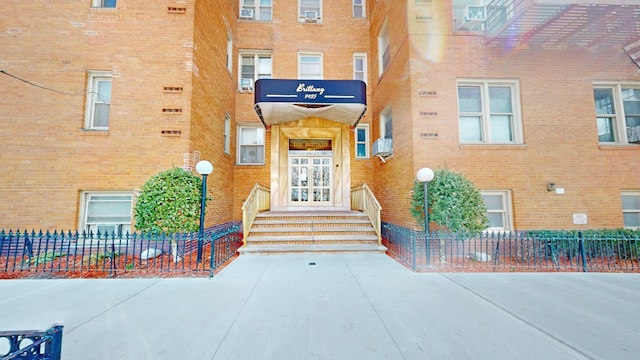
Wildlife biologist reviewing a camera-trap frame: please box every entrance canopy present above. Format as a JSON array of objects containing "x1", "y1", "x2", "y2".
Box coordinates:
[{"x1": 254, "y1": 79, "x2": 366, "y2": 127}]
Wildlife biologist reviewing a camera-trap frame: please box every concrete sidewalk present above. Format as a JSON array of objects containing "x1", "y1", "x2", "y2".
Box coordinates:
[{"x1": 1, "y1": 253, "x2": 639, "y2": 359}]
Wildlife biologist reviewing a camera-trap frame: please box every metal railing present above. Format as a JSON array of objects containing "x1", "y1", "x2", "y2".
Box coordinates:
[
  {"x1": 241, "y1": 183, "x2": 270, "y2": 245},
  {"x1": 0, "y1": 223, "x2": 241, "y2": 278},
  {"x1": 351, "y1": 183, "x2": 382, "y2": 244},
  {"x1": 382, "y1": 223, "x2": 640, "y2": 272},
  {"x1": 0, "y1": 324, "x2": 63, "y2": 360}
]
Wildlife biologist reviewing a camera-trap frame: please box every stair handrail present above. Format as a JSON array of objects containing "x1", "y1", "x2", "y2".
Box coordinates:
[
  {"x1": 241, "y1": 183, "x2": 270, "y2": 246},
  {"x1": 351, "y1": 183, "x2": 382, "y2": 244}
]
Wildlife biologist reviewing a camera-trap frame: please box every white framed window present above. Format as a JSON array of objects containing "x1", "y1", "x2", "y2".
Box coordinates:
[
  {"x1": 457, "y1": 80, "x2": 522, "y2": 144},
  {"x1": 92, "y1": 0, "x2": 116, "y2": 8},
  {"x1": 481, "y1": 191, "x2": 513, "y2": 232},
  {"x1": 237, "y1": 124, "x2": 265, "y2": 165},
  {"x1": 299, "y1": 0, "x2": 321, "y2": 22},
  {"x1": 227, "y1": 33, "x2": 233, "y2": 73},
  {"x1": 239, "y1": 52, "x2": 272, "y2": 91},
  {"x1": 85, "y1": 71, "x2": 112, "y2": 130},
  {"x1": 622, "y1": 192, "x2": 640, "y2": 229},
  {"x1": 298, "y1": 53, "x2": 323, "y2": 79},
  {"x1": 593, "y1": 84, "x2": 640, "y2": 145},
  {"x1": 240, "y1": 0, "x2": 272, "y2": 21},
  {"x1": 353, "y1": 53, "x2": 367, "y2": 83},
  {"x1": 355, "y1": 124, "x2": 369, "y2": 158},
  {"x1": 353, "y1": 0, "x2": 365, "y2": 18},
  {"x1": 378, "y1": 20, "x2": 390, "y2": 75},
  {"x1": 224, "y1": 114, "x2": 231, "y2": 154},
  {"x1": 81, "y1": 192, "x2": 132, "y2": 235},
  {"x1": 380, "y1": 105, "x2": 392, "y2": 140}
]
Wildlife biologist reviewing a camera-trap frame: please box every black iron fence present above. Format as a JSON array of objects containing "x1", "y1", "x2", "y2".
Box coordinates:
[
  {"x1": 382, "y1": 223, "x2": 640, "y2": 272},
  {"x1": 0, "y1": 324, "x2": 63, "y2": 360},
  {"x1": 0, "y1": 223, "x2": 241, "y2": 278}
]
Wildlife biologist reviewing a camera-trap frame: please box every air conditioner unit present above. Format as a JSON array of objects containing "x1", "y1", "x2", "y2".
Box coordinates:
[
  {"x1": 304, "y1": 11, "x2": 318, "y2": 22},
  {"x1": 464, "y1": 5, "x2": 486, "y2": 22},
  {"x1": 458, "y1": 5, "x2": 486, "y2": 30},
  {"x1": 372, "y1": 138, "x2": 393, "y2": 157},
  {"x1": 240, "y1": 78, "x2": 254, "y2": 92},
  {"x1": 240, "y1": 8, "x2": 254, "y2": 19},
  {"x1": 627, "y1": 125, "x2": 640, "y2": 143}
]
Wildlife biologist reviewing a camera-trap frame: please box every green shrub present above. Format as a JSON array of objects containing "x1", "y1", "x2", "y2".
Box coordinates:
[
  {"x1": 411, "y1": 168, "x2": 488, "y2": 234},
  {"x1": 134, "y1": 167, "x2": 209, "y2": 233}
]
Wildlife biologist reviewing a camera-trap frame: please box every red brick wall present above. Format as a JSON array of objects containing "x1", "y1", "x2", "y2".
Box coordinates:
[
  {"x1": 1, "y1": 2, "x2": 197, "y2": 230},
  {"x1": 370, "y1": 0, "x2": 640, "y2": 230}
]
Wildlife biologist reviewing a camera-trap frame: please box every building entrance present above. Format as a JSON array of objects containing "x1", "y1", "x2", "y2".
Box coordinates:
[{"x1": 288, "y1": 139, "x2": 333, "y2": 207}]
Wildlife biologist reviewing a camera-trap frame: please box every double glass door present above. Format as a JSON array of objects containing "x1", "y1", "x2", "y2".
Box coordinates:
[{"x1": 289, "y1": 153, "x2": 332, "y2": 206}]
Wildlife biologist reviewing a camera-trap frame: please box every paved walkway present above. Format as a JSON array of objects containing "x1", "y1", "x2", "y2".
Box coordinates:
[{"x1": 1, "y1": 253, "x2": 639, "y2": 359}]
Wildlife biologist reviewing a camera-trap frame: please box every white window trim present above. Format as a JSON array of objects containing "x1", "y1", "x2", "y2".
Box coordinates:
[
  {"x1": 481, "y1": 190, "x2": 513, "y2": 232},
  {"x1": 79, "y1": 191, "x2": 133, "y2": 235},
  {"x1": 298, "y1": 52, "x2": 323, "y2": 80},
  {"x1": 237, "y1": 124, "x2": 266, "y2": 165},
  {"x1": 227, "y1": 33, "x2": 233, "y2": 73},
  {"x1": 593, "y1": 82, "x2": 640, "y2": 145},
  {"x1": 457, "y1": 79, "x2": 523, "y2": 144},
  {"x1": 353, "y1": 0, "x2": 365, "y2": 18},
  {"x1": 224, "y1": 114, "x2": 231, "y2": 155},
  {"x1": 353, "y1": 53, "x2": 367, "y2": 84},
  {"x1": 621, "y1": 191, "x2": 640, "y2": 229},
  {"x1": 84, "y1": 70, "x2": 112, "y2": 130},
  {"x1": 380, "y1": 104, "x2": 392, "y2": 140},
  {"x1": 378, "y1": 19, "x2": 390, "y2": 76},
  {"x1": 239, "y1": 51, "x2": 272, "y2": 91},
  {"x1": 355, "y1": 124, "x2": 370, "y2": 158},
  {"x1": 92, "y1": 0, "x2": 116, "y2": 8},
  {"x1": 240, "y1": 0, "x2": 272, "y2": 21},
  {"x1": 299, "y1": 0, "x2": 322, "y2": 22}
]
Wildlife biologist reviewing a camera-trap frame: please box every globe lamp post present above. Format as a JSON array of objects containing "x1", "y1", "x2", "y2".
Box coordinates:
[{"x1": 195, "y1": 160, "x2": 213, "y2": 263}]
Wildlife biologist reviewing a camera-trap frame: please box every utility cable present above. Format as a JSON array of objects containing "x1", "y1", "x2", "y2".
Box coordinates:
[{"x1": 1, "y1": 70, "x2": 79, "y2": 96}]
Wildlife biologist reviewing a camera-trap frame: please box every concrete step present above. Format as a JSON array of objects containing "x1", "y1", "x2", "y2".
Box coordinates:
[
  {"x1": 243, "y1": 210, "x2": 382, "y2": 254},
  {"x1": 238, "y1": 243, "x2": 387, "y2": 254}
]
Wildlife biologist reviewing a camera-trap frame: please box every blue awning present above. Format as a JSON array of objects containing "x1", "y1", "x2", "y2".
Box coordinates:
[{"x1": 254, "y1": 79, "x2": 366, "y2": 127}]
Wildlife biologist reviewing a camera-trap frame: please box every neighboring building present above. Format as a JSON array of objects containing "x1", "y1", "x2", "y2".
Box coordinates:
[{"x1": 1, "y1": 0, "x2": 639, "y2": 235}]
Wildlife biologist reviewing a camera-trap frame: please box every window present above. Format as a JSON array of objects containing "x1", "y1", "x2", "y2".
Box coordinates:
[
  {"x1": 237, "y1": 125, "x2": 265, "y2": 165},
  {"x1": 81, "y1": 192, "x2": 132, "y2": 235},
  {"x1": 240, "y1": 52, "x2": 272, "y2": 90},
  {"x1": 85, "y1": 71, "x2": 112, "y2": 130},
  {"x1": 92, "y1": 0, "x2": 116, "y2": 8},
  {"x1": 227, "y1": 33, "x2": 233, "y2": 73},
  {"x1": 353, "y1": 53, "x2": 367, "y2": 83},
  {"x1": 224, "y1": 114, "x2": 231, "y2": 155},
  {"x1": 353, "y1": 0, "x2": 365, "y2": 18},
  {"x1": 380, "y1": 105, "x2": 392, "y2": 140},
  {"x1": 481, "y1": 191, "x2": 513, "y2": 232},
  {"x1": 378, "y1": 20, "x2": 390, "y2": 75},
  {"x1": 299, "y1": 0, "x2": 321, "y2": 22},
  {"x1": 594, "y1": 84, "x2": 640, "y2": 144},
  {"x1": 298, "y1": 53, "x2": 322, "y2": 79},
  {"x1": 355, "y1": 124, "x2": 369, "y2": 158},
  {"x1": 457, "y1": 80, "x2": 522, "y2": 144},
  {"x1": 240, "y1": 0, "x2": 272, "y2": 21},
  {"x1": 622, "y1": 192, "x2": 640, "y2": 229}
]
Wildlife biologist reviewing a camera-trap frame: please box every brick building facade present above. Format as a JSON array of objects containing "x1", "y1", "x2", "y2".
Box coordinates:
[{"x1": 1, "y1": 0, "x2": 639, "y2": 233}]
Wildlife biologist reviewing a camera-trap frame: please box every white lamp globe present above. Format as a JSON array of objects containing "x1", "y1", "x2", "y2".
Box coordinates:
[
  {"x1": 196, "y1": 160, "x2": 213, "y2": 175},
  {"x1": 416, "y1": 167, "x2": 434, "y2": 182}
]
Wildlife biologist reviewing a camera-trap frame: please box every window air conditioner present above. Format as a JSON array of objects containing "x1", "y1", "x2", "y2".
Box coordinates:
[
  {"x1": 464, "y1": 5, "x2": 486, "y2": 22},
  {"x1": 240, "y1": 8, "x2": 254, "y2": 19},
  {"x1": 627, "y1": 126, "x2": 640, "y2": 143},
  {"x1": 458, "y1": 5, "x2": 486, "y2": 30},
  {"x1": 372, "y1": 138, "x2": 393, "y2": 157},
  {"x1": 240, "y1": 78, "x2": 254, "y2": 92},
  {"x1": 304, "y1": 11, "x2": 318, "y2": 22}
]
